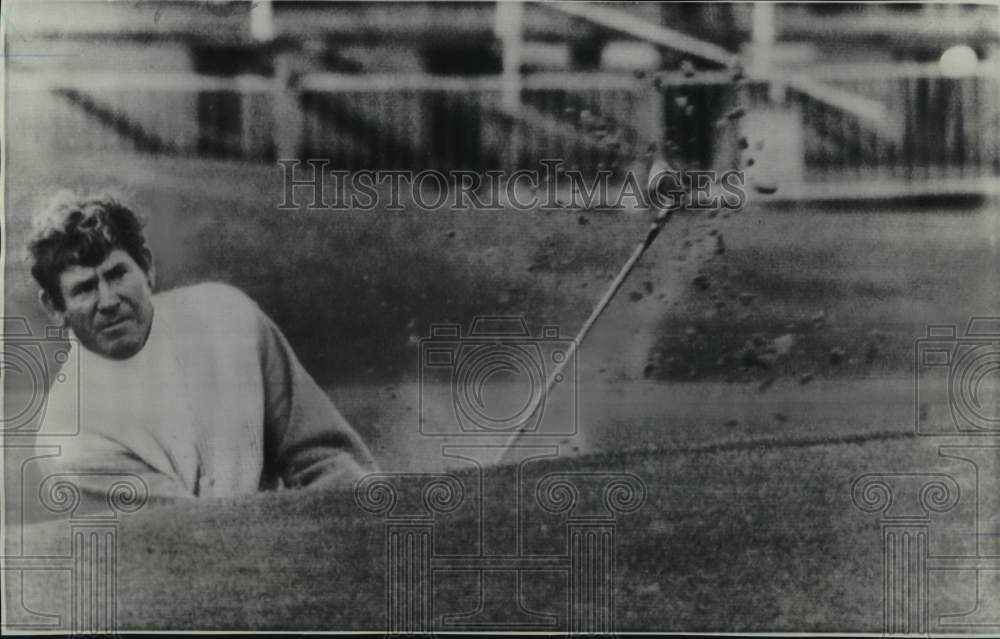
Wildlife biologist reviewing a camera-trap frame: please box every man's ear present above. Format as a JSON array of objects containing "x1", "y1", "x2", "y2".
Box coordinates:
[
  {"x1": 142, "y1": 246, "x2": 155, "y2": 289},
  {"x1": 38, "y1": 289, "x2": 66, "y2": 327}
]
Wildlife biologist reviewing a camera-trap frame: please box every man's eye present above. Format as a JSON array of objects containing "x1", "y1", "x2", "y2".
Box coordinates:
[{"x1": 71, "y1": 282, "x2": 96, "y2": 297}]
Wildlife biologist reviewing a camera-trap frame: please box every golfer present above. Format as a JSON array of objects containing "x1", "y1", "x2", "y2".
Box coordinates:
[{"x1": 30, "y1": 190, "x2": 377, "y2": 503}]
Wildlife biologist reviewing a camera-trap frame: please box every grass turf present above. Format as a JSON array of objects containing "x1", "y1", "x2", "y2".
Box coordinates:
[{"x1": 12, "y1": 435, "x2": 988, "y2": 632}]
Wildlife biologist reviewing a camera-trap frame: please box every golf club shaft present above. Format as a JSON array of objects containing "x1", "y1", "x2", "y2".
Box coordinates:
[{"x1": 496, "y1": 210, "x2": 672, "y2": 464}]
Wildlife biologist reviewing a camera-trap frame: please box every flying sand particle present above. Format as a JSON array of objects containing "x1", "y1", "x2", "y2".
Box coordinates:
[
  {"x1": 758, "y1": 375, "x2": 777, "y2": 393},
  {"x1": 752, "y1": 180, "x2": 779, "y2": 195},
  {"x1": 771, "y1": 333, "x2": 796, "y2": 358},
  {"x1": 724, "y1": 106, "x2": 746, "y2": 120}
]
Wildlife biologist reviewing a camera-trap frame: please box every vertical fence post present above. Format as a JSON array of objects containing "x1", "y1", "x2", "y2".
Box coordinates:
[
  {"x1": 496, "y1": 0, "x2": 524, "y2": 116},
  {"x1": 273, "y1": 53, "x2": 303, "y2": 161},
  {"x1": 753, "y1": 2, "x2": 783, "y2": 104},
  {"x1": 644, "y1": 78, "x2": 665, "y2": 152},
  {"x1": 495, "y1": 2, "x2": 525, "y2": 173}
]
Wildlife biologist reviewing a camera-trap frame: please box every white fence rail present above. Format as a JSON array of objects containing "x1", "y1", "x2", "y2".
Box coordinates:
[{"x1": 7, "y1": 66, "x2": 1000, "y2": 186}]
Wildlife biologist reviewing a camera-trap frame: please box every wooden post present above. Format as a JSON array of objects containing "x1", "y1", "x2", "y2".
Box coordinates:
[
  {"x1": 250, "y1": 0, "x2": 275, "y2": 42},
  {"x1": 249, "y1": 0, "x2": 302, "y2": 160},
  {"x1": 495, "y1": 0, "x2": 524, "y2": 169},
  {"x1": 495, "y1": 0, "x2": 524, "y2": 115},
  {"x1": 752, "y1": 2, "x2": 782, "y2": 104},
  {"x1": 272, "y1": 53, "x2": 303, "y2": 160}
]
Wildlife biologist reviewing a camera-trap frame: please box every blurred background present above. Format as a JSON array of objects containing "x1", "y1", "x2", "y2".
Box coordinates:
[
  {"x1": 5, "y1": 1, "x2": 1000, "y2": 177},
  {"x1": 4, "y1": 1, "x2": 1000, "y2": 633}
]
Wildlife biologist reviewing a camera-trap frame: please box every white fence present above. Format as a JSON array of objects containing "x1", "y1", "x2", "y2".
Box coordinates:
[
  {"x1": 788, "y1": 64, "x2": 1000, "y2": 181},
  {"x1": 7, "y1": 65, "x2": 1000, "y2": 186}
]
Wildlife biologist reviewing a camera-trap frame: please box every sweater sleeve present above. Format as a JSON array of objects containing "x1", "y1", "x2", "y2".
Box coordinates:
[
  {"x1": 255, "y1": 306, "x2": 378, "y2": 490},
  {"x1": 37, "y1": 432, "x2": 192, "y2": 516}
]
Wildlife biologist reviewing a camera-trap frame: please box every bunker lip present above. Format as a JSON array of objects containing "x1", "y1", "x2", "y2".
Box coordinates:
[{"x1": 474, "y1": 425, "x2": 918, "y2": 472}]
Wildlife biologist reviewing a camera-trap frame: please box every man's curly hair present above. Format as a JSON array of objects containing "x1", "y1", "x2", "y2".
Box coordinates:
[{"x1": 28, "y1": 190, "x2": 151, "y2": 310}]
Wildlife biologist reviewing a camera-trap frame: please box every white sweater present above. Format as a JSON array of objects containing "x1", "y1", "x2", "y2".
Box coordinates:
[{"x1": 42, "y1": 282, "x2": 376, "y2": 502}]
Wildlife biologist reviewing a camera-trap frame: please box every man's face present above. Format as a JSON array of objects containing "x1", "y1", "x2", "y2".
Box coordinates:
[{"x1": 47, "y1": 248, "x2": 155, "y2": 360}]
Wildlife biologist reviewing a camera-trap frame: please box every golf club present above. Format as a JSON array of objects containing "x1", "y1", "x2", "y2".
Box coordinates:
[{"x1": 496, "y1": 180, "x2": 679, "y2": 465}]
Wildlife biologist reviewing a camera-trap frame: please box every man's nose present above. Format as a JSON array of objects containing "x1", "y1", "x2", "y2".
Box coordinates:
[{"x1": 96, "y1": 280, "x2": 121, "y2": 312}]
